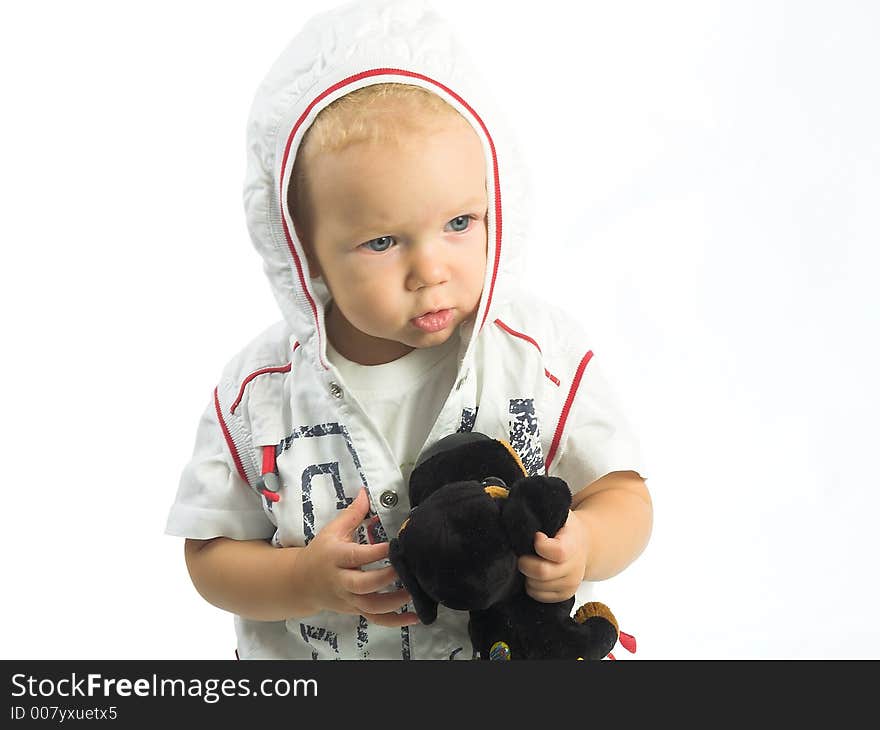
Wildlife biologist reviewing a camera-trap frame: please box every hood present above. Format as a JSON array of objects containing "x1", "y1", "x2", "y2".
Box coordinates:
[{"x1": 243, "y1": 0, "x2": 532, "y2": 372}]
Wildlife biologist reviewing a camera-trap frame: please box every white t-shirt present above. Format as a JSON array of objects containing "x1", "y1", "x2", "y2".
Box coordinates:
[{"x1": 325, "y1": 334, "x2": 460, "y2": 485}]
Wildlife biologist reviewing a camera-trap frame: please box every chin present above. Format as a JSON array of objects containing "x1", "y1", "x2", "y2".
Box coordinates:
[{"x1": 412, "y1": 328, "x2": 456, "y2": 347}]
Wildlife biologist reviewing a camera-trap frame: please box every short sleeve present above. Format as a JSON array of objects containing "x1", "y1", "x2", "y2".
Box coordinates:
[
  {"x1": 549, "y1": 355, "x2": 649, "y2": 492},
  {"x1": 164, "y1": 397, "x2": 276, "y2": 541}
]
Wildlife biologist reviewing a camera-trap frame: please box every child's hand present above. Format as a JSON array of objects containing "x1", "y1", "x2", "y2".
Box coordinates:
[
  {"x1": 517, "y1": 510, "x2": 590, "y2": 603},
  {"x1": 296, "y1": 488, "x2": 419, "y2": 627}
]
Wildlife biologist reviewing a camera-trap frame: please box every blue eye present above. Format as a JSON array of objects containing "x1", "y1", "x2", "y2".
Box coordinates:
[
  {"x1": 360, "y1": 215, "x2": 477, "y2": 252},
  {"x1": 447, "y1": 215, "x2": 473, "y2": 233},
  {"x1": 363, "y1": 236, "x2": 395, "y2": 252}
]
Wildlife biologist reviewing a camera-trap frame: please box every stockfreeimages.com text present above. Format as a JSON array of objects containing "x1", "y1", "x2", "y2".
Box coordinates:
[{"x1": 10, "y1": 673, "x2": 317, "y2": 704}]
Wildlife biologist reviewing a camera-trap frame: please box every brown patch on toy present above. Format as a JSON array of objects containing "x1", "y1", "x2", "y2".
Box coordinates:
[{"x1": 574, "y1": 602, "x2": 619, "y2": 634}]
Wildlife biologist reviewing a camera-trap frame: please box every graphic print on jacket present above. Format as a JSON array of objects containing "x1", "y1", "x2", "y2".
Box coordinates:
[
  {"x1": 278, "y1": 422, "x2": 364, "y2": 544},
  {"x1": 508, "y1": 399, "x2": 544, "y2": 477}
]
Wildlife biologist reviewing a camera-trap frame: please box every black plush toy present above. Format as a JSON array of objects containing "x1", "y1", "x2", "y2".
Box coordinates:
[{"x1": 389, "y1": 431, "x2": 624, "y2": 660}]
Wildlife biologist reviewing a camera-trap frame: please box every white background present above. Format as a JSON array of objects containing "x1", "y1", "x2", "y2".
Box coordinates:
[{"x1": 2, "y1": 0, "x2": 877, "y2": 659}]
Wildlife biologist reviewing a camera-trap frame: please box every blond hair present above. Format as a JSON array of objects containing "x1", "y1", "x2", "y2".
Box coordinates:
[{"x1": 288, "y1": 83, "x2": 465, "y2": 245}]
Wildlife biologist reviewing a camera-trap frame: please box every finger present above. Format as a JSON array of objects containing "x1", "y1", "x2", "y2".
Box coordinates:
[
  {"x1": 337, "y1": 540, "x2": 390, "y2": 569},
  {"x1": 525, "y1": 586, "x2": 569, "y2": 604},
  {"x1": 360, "y1": 610, "x2": 421, "y2": 628},
  {"x1": 345, "y1": 565, "x2": 400, "y2": 595},
  {"x1": 328, "y1": 488, "x2": 372, "y2": 537},
  {"x1": 351, "y1": 588, "x2": 413, "y2": 615},
  {"x1": 533, "y1": 532, "x2": 566, "y2": 563},
  {"x1": 525, "y1": 572, "x2": 578, "y2": 594},
  {"x1": 517, "y1": 554, "x2": 563, "y2": 581}
]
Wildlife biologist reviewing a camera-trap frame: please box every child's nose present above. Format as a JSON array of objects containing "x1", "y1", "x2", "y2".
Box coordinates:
[{"x1": 405, "y1": 242, "x2": 450, "y2": 290}]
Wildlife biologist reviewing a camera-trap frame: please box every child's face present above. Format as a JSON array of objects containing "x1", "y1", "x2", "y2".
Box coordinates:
[{"x1": 301, "y1": 114, "x2": 488, "y2": 365}]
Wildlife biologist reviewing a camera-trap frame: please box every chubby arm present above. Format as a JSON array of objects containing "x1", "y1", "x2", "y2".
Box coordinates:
[
  {"x1": 518, "y1": 471, "x2": 653, "y2": 602},
  {"x1": 184, "y1": 536, "x2": 312, "y2": 621},
  {"x1": 570, "y1": 470, "x2": 652, "y2": 580},
  {"x1": 184, "y1": 489, "x2": 417, "y2": 625}
]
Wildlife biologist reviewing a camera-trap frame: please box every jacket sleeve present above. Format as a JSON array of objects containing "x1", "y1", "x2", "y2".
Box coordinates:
[
  {"x1": 164, "y1": 396, "x2": 277, "y2": 541},
  {"x1": 547, "y1": 353, "x2": 649, "y2": 492}
]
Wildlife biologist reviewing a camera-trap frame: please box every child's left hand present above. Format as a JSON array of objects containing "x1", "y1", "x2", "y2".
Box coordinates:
[{"x1": 517, "y1": 510, "x2": 590, "y2": 603}]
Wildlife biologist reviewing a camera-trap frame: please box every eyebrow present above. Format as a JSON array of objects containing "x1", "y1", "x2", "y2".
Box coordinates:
[
  {"x1": 452, "y1": 196, "x2": 489, "y2": 213},
  {"x1": 453, "y1": 197, "x2": 489, "y2": 214}
]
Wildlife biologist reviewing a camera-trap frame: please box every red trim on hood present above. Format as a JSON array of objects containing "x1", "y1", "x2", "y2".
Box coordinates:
[
  {"x1": 279, "y1": 68, "x2": 503, "y2": 368},
  {"x1": 494, "y1": 318, "x2": 559, "y2": 386},
  {"x1": 230, "y1": 363, "x2": 292, "y2": 415},
  {"x1": 544, "y1": 349, "x2": 594, "y2": 471},
  {"x1": 214, "y1": 387, "x2": 251, "y2": 486}
]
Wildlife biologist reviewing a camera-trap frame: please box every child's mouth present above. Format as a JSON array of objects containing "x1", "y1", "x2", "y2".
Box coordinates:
[{"x1": 410, "y1": 308, "x2": 454, "y2": 333}]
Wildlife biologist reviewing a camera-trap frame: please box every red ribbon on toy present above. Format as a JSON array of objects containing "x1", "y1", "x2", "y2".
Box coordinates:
[{"x1": 619, "y1": 631, "x2": 637, "y2": 654}]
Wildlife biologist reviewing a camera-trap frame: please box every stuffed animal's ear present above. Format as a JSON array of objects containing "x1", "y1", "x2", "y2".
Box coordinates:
[
  {"x1": 501, "y1": 476, "x2": 573, "y2": 555},
  {"x1": 388, "y1": 537, "x2": 438, "y2": 625}
]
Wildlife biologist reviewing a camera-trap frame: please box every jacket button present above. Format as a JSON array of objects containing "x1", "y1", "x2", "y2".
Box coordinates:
[
  {"x1": 329, "y1": 382, "x2": 343, "y2": 399},
  {"x1": 379, "y1": 490, "x2": 398, "y2": 508}
]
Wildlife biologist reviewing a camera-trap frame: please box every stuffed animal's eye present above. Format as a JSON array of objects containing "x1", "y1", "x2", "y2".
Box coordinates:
[{"x1": 481, "y1": 477, "x2": 507, "y2": 489}]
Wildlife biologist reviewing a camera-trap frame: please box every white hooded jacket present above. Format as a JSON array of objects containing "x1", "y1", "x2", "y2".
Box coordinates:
[{"x1": 165, "y1": 0, "x2": 647, "y2": 660}]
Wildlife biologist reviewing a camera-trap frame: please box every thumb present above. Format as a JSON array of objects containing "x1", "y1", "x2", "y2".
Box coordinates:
[{"x1": 330, "y1": 488, "x2": 371, "y2": 536}]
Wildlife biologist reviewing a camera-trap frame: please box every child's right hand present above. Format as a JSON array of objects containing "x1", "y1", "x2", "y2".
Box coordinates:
[{"x1": 296, "y1": 488, "x2": 419, "y2": 627}]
